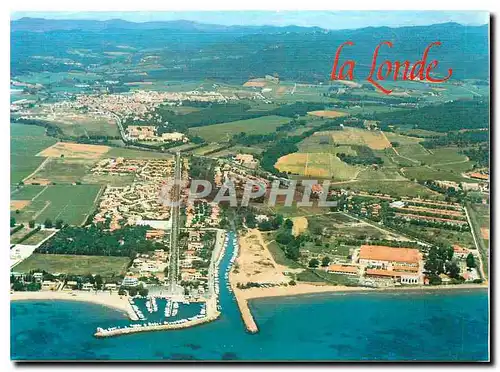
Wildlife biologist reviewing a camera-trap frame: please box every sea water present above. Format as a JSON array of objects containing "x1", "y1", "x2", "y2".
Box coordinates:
[{"x1": 11, "y1": 233, "x2": 489, "y2": 361}]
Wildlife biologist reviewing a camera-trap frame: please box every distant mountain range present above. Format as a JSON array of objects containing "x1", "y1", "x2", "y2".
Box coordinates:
[
  {"x1": 11, "y1": 18, "x2": 489, "y2": 82},
  {"x1": 11, "y1": 17, "x2": 324, "y2": 34}
]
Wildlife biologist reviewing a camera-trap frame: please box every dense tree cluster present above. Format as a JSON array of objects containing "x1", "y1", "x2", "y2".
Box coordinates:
[
  {"x1": 424, "y1": 245, "x2": 462, "y2": 284},
  {"x1": 37, "y1": 224, "x2": 164, "y2": 257},
  {"x1": 337, "y1": 145, "x2": 383, "y2": 165},
  {"x1": 371, "y1": 99, "x2": 488, "y2": 133}
]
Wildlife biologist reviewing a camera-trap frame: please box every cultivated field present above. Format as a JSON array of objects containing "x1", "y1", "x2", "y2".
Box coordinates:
[
  {"x1": 12, "y1": 184, "x2": 102, "y2": 226},
  {"x1": 11, "y1": 185, "x2": 46, "y2": 200},
  {"x1": 329, "y1": 180, "x2": 443, "y2": 199},
  {"x1": 38, "y1": 142, "x2": 111, "y2": 159},
  {"x1": 10, "y1": 227, "x2": 32, "y2": 244},
  {"x1": 396, "y1": 146, "x2": 467, "y2": 166},
  {"x1": 10, "y1": 200, "x2": 31, "y2": 211},
  {"x1": 315, "y1": 128, "x2": 391, "y2": 150},
  {"x1": 11, "y1": 123, "x2": 57, "y2": 184},
  {"x1": 384, "y1": 132, "x2": 423, "y2": 145},
  {"x1": 14, "y1": 254, "x2": 131, "y2": 276},
  {"x1": 402, "y1": 166, "x2": 471, "y2": 183},
  {"x1": 45, "y1": 113, "x2": 119, "y2": 138},
  {"x1": 298, "y1": 135, "x2": 357, "y2": 155},
  {"x1": 24, "y1": 157, "x2": 96, "y2": 184},
  {"x1": 189, "y1": 115, "x2": 289, "y2": 142},
  {"x1": 19, "y1": 230, "x2": 55, "y2": 246},
  {"x1": 307, "y1": 110, "x2": 347, "y2": 118},
  {"x1": 274, "y1": 152, "x2": 358, "y2": 180}
]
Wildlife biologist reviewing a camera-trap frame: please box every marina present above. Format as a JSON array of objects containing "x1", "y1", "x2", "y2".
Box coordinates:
[{"x1": 94, "y1": 231, "x2": 236, "y2": 338}]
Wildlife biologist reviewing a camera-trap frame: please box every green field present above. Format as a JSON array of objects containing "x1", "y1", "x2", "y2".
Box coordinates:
[
  {"x1": 356, "y1": 167, "x2": 406, "y2": 180},
  {"x1": 12, "y1": 184, "x2": 102, "y2": 226},
  {"x1": 190, "y1": 143, "x2": 227, "y2": 155},
  {"x1": 402, "y1": 146, "x2": 468, "y2": 166},
  {"x1": 402, "y1": 166, "x2": 471, "y2": 183},
  {"x1": 384, "y1": 132, "x2": 423, "y2": 145},
  {"x1": 11, "y1": 123, "x2": 57, "y2": 184},
  {"x1": 11, "y1": 185, "x2": 46, "y2": 200},
  {"x1": 396, "y1": 144, "x2": 431, "y2": 160},
  {"x1": 330, "y1": 180, "x2": 443, "y2": 199},
  {"x1": 48, "y1": 115, "x2": 119, "y2": 138},
  {"x1": 17, "y1": 229, "x2": 55, "y2": 246},
  {"x1": 189, "y1": 115, "x2": 289, "y2": 142},
  {"x1": 307, "y1": 213, "x2": 390, "y2": 241},
  {"x1": 298, "y1": 135, "x2": 357, "y2": 155},
  {"x1": 14, "y1": 254, "x2": 130, "y2": 276},
  {"x1": 27, "y1": 158, "x2": 96, "y2": 184},
  {"x1": 10, "y1": 227, "x2": 32, "y2": 244}
]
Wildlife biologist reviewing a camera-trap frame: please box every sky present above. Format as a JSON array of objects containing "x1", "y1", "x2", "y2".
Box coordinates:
[{"x1": 11, "y1": 11, "x2": 489, "y2": 30}]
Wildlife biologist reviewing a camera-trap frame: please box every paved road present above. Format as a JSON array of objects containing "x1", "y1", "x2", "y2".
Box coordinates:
[{"x1": 168, "y1": 152, "x2": 182, "y2": 292}]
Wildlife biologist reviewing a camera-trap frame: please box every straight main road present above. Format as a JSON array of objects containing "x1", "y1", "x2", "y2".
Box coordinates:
[{"x1": 167, "y1": 152, "x2": 182, "y2": 293}]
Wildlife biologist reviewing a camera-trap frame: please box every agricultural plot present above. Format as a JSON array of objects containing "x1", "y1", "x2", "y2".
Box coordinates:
[
  {"x1": 307, "y1": 213, "x2": 391, "y2": 241},
  {"x1": 357, "y1": 167, "x2": 406, "y2": 181},
  {"x1": 404, "y1": 147, "x2": 467, "y2": 166},
  {"x1": 434, "y1": 160, "x2": 475, "y2": 174},
  {"x1": 315, "y1": 128, "x2": 391, "y2": 150},
  {"x1": 44, "y1": 113, "x2": 119, "y2": 138},
  {"x1": 189, "y1": 115, "x2": 290, "y2": 143},
  {"x1": 11, "y1": 185, "x2": 46, "y2": 200},
  {"x1": 24, "y1": 158, "x2": 96, "y2": 184},
  {"x1": 14, "y1": 254, "x2": 130, "y2": 276},
  {"x1": 274, "y1": 152, "x2": 358, "y2": 180},
  {"x1": 396, "y1": 129, "x2": 446, "y2": 138},
  {"x1": 10, "y1": 123, "x2": 57, "y2": 184},
  {"x1": 12, "y1": 184, "x2": 102, "y2": 226},
  {"x1": 307, "y1": 110, "x2": 347, "y2": 118},
  {"x1": 18, "y1": 229, "x2": 55, "y2": 246},
  {"x1": 384, "y1": 132, "x2": 423, "y2": 145},
  {"x1": 395, "y1": 144, "x2": 432, "y2": 160},
  {"x1": 329, "y1": 180, "x2": 443, "y2": 199},
  {"x1": 298, "y1": 135, "x2": 357, "y2": 155},
  {"x1": 404, "y1": 225, "x2": 475, "y2": 249},
  {"x1": 190, "y1": 143, "x2": 226, "y2": 156},
  {"x1": 10, "y1": 227, "x2": 32, "y2": 244},
  {"x1": 402, "y1": 166, "x2": 471, "y2": 183},
  {"x1": 10, "y1": 200, "x2": 31, "y2": 211},
  {"x1": 38, "y1": 142, "x2": 110, "y2": 159}
]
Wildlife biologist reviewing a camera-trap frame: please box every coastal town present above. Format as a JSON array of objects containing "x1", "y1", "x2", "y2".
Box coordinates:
[{"x1": 9, "y1": 13, "x2": 489, "y2": 363}]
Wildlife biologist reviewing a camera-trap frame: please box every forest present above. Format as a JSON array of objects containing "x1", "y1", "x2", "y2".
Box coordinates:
[
  {"x1": 37, "y1": 225, "x2": 164, "y2": 257},
  {"x1": 370, "y1": 99, "x2": 489, "y2": 133}
]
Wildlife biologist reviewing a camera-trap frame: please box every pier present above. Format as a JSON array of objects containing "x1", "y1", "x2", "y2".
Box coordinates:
[
  {"x1": 234, "y1": 295, "x2": 258, "y2": 333},
  {"x1": 94, "y1": 311, "x2": 221, "y2": 338}
]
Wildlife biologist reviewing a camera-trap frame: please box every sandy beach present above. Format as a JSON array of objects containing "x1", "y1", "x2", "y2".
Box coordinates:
[
  {"x1": 229, "y1": 228, "x2": 488, "y2": 333},
  {"x1": 10, "y1": 291, "x2": 136, "y2": 319}
]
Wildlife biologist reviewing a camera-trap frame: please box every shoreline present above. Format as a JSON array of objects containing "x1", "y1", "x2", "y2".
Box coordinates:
[
  {"x1": 10, "y1": 291, "x2": 136, "y2": 319},
  {"x1": 244, "y1": 282, "x2": 489, "y2": 302}
]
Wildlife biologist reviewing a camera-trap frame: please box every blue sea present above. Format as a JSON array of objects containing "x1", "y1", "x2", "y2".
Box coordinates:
[{"x1": 11, "y1": 233, "x2": 489, "y2": 361}]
